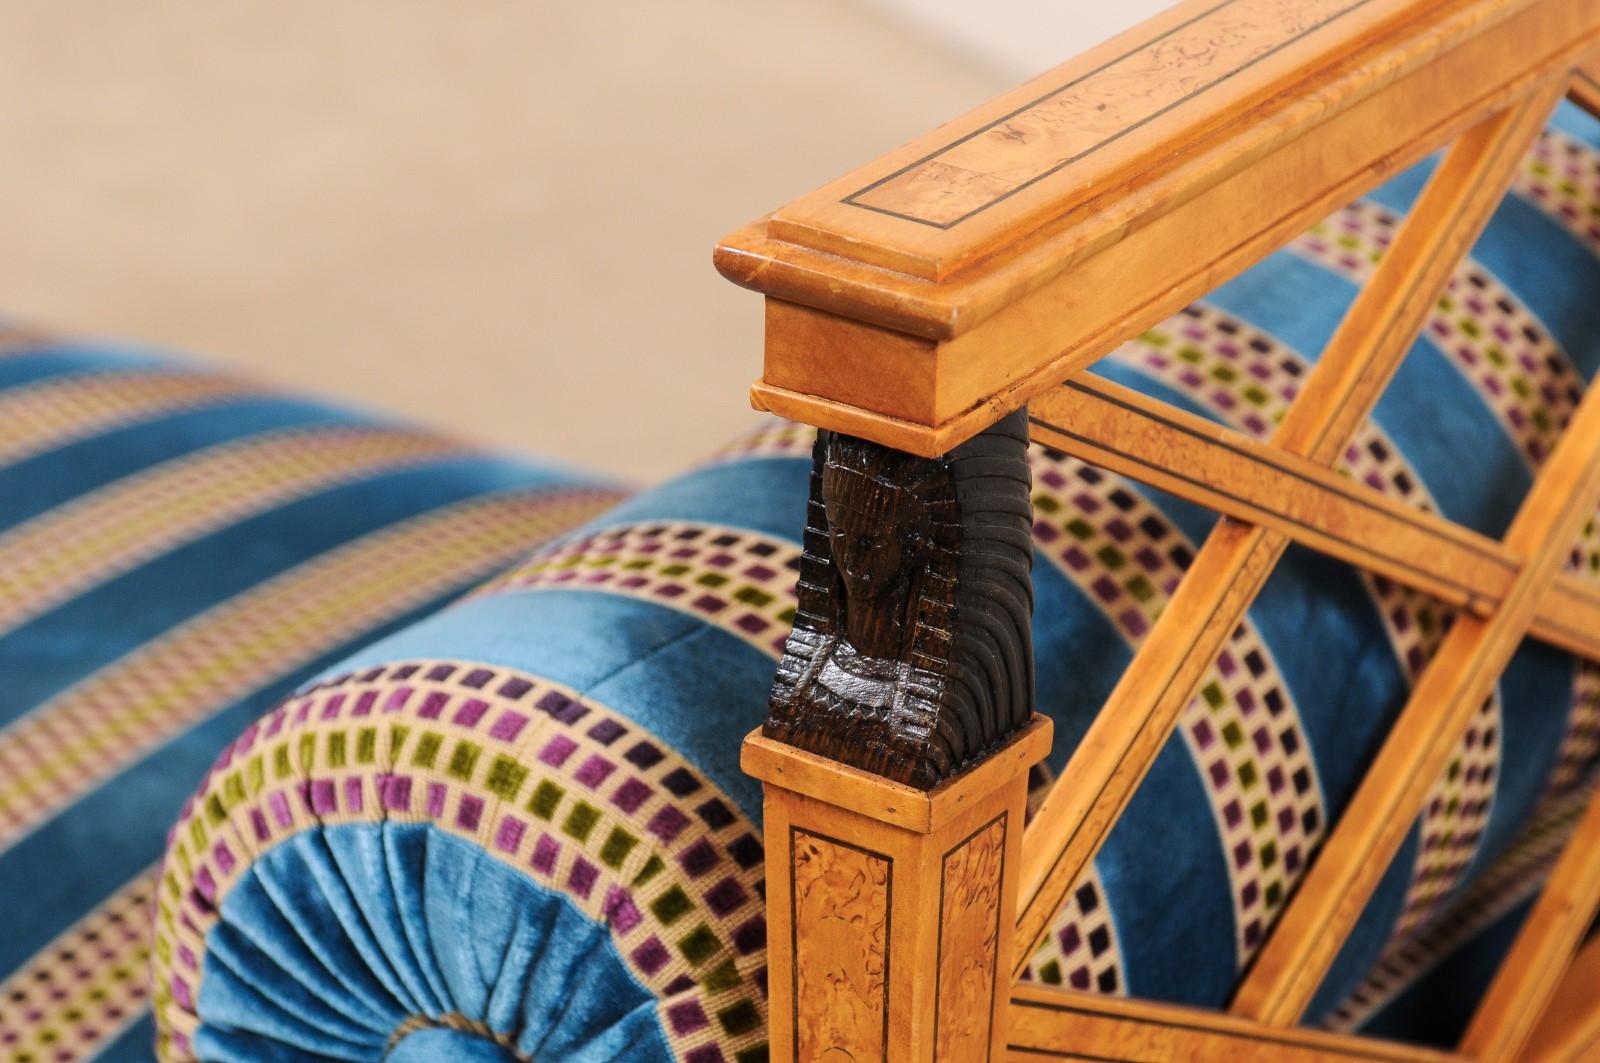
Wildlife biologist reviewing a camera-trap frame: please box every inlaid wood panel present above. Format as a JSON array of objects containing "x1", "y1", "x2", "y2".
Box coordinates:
[
  {"x1": 845, "y1": 0, "x2": 1368, "y2": 230},
  {"x1": 935, "y1": 814, "x2": 1008, "y2": 1061},
  {"x1": 791, "y1": 828, "x2": 891, "y2": 1061},
  {"x1": 749, "y1": 719, "x2": 1049, "y2": 1061}
]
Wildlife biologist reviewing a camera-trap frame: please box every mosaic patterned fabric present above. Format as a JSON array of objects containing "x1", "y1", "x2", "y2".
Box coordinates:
[
  {"x1": 0, "y1": 336, "x2": 624, "y2": 1062},
  {"x1": 12, "y1": 104, "x2": 1600, "y2": 1061}
]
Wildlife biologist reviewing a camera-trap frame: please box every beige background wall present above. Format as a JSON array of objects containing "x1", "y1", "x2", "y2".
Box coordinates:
[{"x1": 0, "y1": 1, "x2": 1160, "y2": 482}]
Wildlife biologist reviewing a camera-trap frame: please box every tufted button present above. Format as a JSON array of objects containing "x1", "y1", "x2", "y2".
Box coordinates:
[{"x1": 386, "y1": 1024, "x2": 522, "y2": 1063}]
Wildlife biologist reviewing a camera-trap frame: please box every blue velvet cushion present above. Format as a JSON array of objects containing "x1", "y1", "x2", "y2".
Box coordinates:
[
  {"x1": 9, "y1": 104, "x2": 1600, "y2": 1061},
  {"x1": 0, "y1": 335, "x2": 623, "y2": 1061}
]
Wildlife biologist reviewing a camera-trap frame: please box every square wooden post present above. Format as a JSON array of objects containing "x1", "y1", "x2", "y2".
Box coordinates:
[{"x1": 744, "y1": 716, "x2": 1051, "y2": 1062}]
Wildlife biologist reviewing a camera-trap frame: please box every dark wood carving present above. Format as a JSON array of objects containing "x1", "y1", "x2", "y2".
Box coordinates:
[{"x1": 765, "y1": 409, "x2": 1034, "y2": 789}]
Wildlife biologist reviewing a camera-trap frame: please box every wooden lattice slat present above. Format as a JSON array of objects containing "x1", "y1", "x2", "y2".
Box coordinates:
[
  {"x1": 1459, "y1": 784, "x2": 1600, "y2": 1055},
  {"x1": 1515, "y1": 932, "x2": 1600, "y2": 1061},
  {"x1": 1028, "y1": 375, "x2": 1600, "y2": 659},
  {"x1": 1233, "y1": 297, "x2": 1600, "y2": 1024},
  {"x1": 1012, "y1": 85, "x2": 1564, "y2": 975},
  {"x1": 1008, "y1": 985, "x2": 1454, "y2": 1062}
]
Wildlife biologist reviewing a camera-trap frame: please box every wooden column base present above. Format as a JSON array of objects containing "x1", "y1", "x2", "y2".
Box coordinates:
[{"x1": 743, "y1": 715, "x2": 1053, "y2": 1062}]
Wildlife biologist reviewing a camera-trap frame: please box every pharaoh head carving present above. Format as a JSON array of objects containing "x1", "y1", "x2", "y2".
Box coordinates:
[
  {"x1": 765, "y1": 410, "x2": 1035, "y2": 789},
  {"x1": 819, "y1": 441, "x2": 935, "y2": 658}
]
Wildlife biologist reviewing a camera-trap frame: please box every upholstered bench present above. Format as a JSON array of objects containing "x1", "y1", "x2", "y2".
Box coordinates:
[{"x1": 5, "y1": 77, "x2": 1600, "y2": 1063}]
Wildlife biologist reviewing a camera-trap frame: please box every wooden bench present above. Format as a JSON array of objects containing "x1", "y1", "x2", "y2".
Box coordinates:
[{"x1": 715, "y1": 1, "x2": 1600, "y2": 1059}]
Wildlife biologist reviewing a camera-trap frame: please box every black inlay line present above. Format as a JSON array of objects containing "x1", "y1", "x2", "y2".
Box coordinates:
[
  {"x1": 1049, "y1": 378, "x2": 1514, "y2": 566},
  {"x1": 1006, "y1": 1048, "x2": 1123, "y2": 1062},
  {"x1": 1553, "y1": 575, "x2": 1600, "y2": 613},
  {"x1": 841, "y1": 0, "x2": 1377, "y2": 230},
  {"x1": 1029, "y1": 406, "x2": 1515, "y2": 602},
  {"x1": 932, "y1": 811, "x2": 1009, "y2": 1062},
  {"x1": 1033, "y1": 390, "x2": 1600, "y2": 651},
  {"x1": 789, "y1": 826, "x2": 893, "y2": 1059},
  {"x1": 1010, "y1": 997, "x2": 1431, "y2": 1061}
]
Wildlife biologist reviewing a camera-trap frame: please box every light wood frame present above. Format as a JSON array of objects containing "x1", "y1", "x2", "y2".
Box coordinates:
[{"x1": 716, "y1": 2, "x2": 1600, "y2": 1059}]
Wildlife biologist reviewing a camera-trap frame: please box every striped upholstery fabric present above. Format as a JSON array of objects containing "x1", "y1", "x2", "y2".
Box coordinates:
[
  {"x1": 8, "y1": 103, "x2": 1600, "y2": 1061},
  {"x1": 0, "y1": 336, "x2": 623, "y2": 1061}
]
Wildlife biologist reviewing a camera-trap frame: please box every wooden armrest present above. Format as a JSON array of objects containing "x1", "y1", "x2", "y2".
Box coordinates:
[{"x1": 715, "y1": 0, "x2": 1600, "y2": 455}]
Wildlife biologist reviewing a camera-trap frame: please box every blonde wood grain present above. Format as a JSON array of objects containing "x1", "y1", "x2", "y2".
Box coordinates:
[
  {"x1": 1518, "y1": 933, "x2": 1600, "y2": 1062},
  {"x1": 752, "y1": 719, "x2": 1049, "y2": 1061},
  {"x1": 717, "y1": 0, "x2": 1600, "y2": 454},
  {"x1": 1028, "y1": 376, "x2": 1600, "y2": 659},
  {"x1": 743, "y1": 717, "x2": 1054, "y2": 835},
  {"x1": 844, "y1": 0, "x2": 1368, "y2": 233},
  {"x1": 764, "y1": 0, "x2": 1528, "y2": 282},
  {"x1": 1569, "y1": 60, "x2": 1600, "y2": 119},
  {"x1": 936, "y1": 816, "x2": 1007, "y2": 1062},
  {"x1": 1458, "y1": 786, "x2": 1600, "y2": 1057},
  {"x1": 1007, "y1": 985, "x2": 1459, "y2": 1062},
  {"x1": 792, "y1": 829, "x2": 891, "y2": 1061},
  {"x1": 1231, "y1": 301, "x2": 1600, "y2": 1025},
  {"x1": 1011, "y1": 86, "x2": 1560, "y2": 974}
]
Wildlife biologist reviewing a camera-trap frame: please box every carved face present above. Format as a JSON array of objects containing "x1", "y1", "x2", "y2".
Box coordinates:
[{"x1": 822, "y1": 460, "x2": 929, "y2": 658}]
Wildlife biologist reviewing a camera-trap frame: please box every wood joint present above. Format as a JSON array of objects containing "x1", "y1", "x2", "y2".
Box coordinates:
[{"x1": 747, "y1": 716, "x2": 1052, "y2": 1061}]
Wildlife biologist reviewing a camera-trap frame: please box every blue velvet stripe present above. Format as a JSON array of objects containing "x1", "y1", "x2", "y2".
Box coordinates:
[
  {"x1": 1098, "y1": 738, "x2": 1239, "y2": 1004},
  {"x1": 1206, "y1": 252, "x2": 1533, "y2": 537},
  {"x1": 0, "y1": 459, "x2": 571, "y2": 727},
  {"x1": 0, "y1": 344, "x2": 185, "y2": 391},
  {"x1": 0, "y1": 584, "x2": 491, "y2": 977},
  {"x1": 1208, "y1": 251, "x2": 1353, "y2": 364},
  {"x1": 569, "y1": 455, "x2": 811, "y2": 544},
  {"x1": 1360, "y1": 896, "x2": 1534, "y2": 1046},
  {"x1": 1471, "y1": 642, "x2": 1577, "y2": 874},
  {"x1": 0, "y1": 397, "x2": 369, "y2": 532},
  {"x1": 91, "y1": 1014, "x2": 157, "y2": 1063},
  {"x1": 1368, "y1": 158, "x2": 1600, "y2": 383},
  {"x1": 327, "y1": 591, "x2": 779, "y2": 818},
  {"x1": 1253, "y1": 545, "x2": 1409, "y2": 812},
  {"x1": 1031, "y1": 555, "x2": 1131, "y2": 769},
  {"x1": 1373, "y1": 342, "x2": 1529, "y2": 538},
  {"x1": 1306, "y1": 829, "x2": 1424, "y2": 1023},
  {"x1": 193, "y1": 826, "x2": 672, "y2": 1062},
  {"x1": 1549, "y1": 98, "x2": 1600, "y2": 149}
]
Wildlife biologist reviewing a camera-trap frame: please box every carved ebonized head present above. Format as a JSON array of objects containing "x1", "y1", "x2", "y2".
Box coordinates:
[{"x1": 765, "y1": 409, "x2": 1034, "y2": 789}]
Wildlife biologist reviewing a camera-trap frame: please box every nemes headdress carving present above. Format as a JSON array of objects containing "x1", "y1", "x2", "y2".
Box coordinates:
[{"x1": 765, "y1": 409, "x2": 1035, "y2": 789}]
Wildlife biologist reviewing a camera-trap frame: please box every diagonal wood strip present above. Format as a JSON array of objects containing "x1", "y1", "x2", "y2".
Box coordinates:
[
  {"x1": 1007, "y1": 984, "x2": 1458, "y2": 1062},
  {"x1": 1028, "y1": 375, "x2": 1600, "y2": 659},
  {"x1": 1458, "y1": 783, "x2": 1600, "y2": 1056},
  {"x1": 1567, "y1": 60, "x2": 1600, "y2": 120},
  {"x1": 1012, "y1": 81, "x2": 1564, "y2": 976},
  {"x1": 1231, "y1": 285, "x2": 1600, "y2": 1024},
  {"x1": 1510, "y1": 931, "x2": 1600, "y2": 1062}
]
